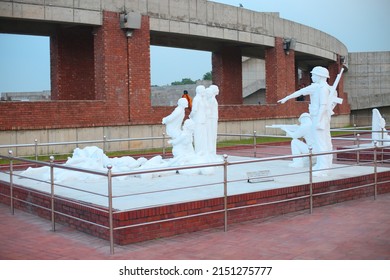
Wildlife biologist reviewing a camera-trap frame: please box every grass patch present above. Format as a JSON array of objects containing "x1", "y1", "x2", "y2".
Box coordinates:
[{"x1": 216, "y1": 136, "x2": 289, "y2": 148}]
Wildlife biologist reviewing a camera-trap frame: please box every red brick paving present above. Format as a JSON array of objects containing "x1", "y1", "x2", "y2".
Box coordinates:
[{"x1": 0, "y1": 193, "x2": 389, "y2": 260}]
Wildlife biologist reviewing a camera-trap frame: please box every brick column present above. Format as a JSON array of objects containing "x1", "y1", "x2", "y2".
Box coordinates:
[
  {"x1": 93, "y1": 11, "x2": 136, "y2": 123},
  {"x1": 265, "y1": 37, "x2": 296, "y2": 104},
  {"x1": 212, "y1": 46, "x2": 243, "y2": 105},
  {"x1": 50, "y1": 26, "x2": 95, "y2": 100},
  {"x1": 127, "y1": 15, "x2": 152, "y2": 122}
]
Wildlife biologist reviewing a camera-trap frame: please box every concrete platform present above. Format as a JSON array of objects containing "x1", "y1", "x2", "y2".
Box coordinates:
[{"x1": 0, "y1": 156, "x2": 387, "y2": 211}]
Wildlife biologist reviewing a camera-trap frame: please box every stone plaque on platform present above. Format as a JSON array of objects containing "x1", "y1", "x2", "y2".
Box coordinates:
[{"x1": 247, "y1": 170, "x2": 273, "y2": 183}]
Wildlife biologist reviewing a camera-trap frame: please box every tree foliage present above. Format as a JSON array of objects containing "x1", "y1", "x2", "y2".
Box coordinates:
[
  {"x1": 171, "y1": 78, "x2": 196, "y2": 85},
  {"x1": 169, "y1": 71, "x2": 212, "y2": 85},
  {"x1": 203, "y1": 71, "x2": 212, "y2": 80}
]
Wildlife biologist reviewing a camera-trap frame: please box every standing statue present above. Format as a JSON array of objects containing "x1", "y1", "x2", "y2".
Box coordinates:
[
  {"x1": 372, "y1": 108, "x2": 390, "y2": 146},
  {"x1": 190, "y1": 85, "x2": 208, "y2": 156},
  {"x1": 162, "y1": 84, "x2": 222, "y2": 173},
  {"x1": 278, "y1": 66, "x2": 343, "y2": 175},
  {"x1": 168, "y1": 119, "x2": 196, "y2": 165},
  {"x1": 205, "y1": 85, "x2": 219, "y2": 159},
  {"x1": 162, "y1": 98, "x2": 188, "y2": 139}
]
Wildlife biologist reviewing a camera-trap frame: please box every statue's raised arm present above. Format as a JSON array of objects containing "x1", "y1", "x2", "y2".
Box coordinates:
[{"x1": 278, "y1": 83, "x2": 319, "y2": 104}]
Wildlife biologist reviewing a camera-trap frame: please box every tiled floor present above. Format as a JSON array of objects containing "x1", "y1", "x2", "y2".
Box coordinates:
[{"x1": 1, "y1": 192, "x2": 389, "y2": 260}]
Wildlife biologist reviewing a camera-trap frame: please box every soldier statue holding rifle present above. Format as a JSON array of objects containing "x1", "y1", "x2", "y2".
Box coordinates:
[{"x1": 277, "y1": 66, "x2": 343, "y2": 176}]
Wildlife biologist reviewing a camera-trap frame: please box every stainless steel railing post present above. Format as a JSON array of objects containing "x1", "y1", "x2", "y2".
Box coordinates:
[
  {"x1": 223, "y1": 154, "x2": 228, "y2": 232},
  {"x1": 162, "y1": 133, "x2": 166, "y2": 158},
  {"x1": 103, "y1": 135, "x2": 107, "y2": 154},
  {"x1": 309, "y1": 146, "x2": 313, "y2": 214},
  {"x1": 107, "y1": 165, "x2": 114, "y2": 254},
  {"x1": 253, "y1": 130, "x2": 257, "y2": 158},
  {"x1": 34, "y1": 139, "x2": 38, "y2": 162},
  {"x1": 374, "y1": 141, "x2": 378, "y2": 200},
  {"x1": 381, "y1": 128, "x2": 385, "y2": 163},
  {"x1": 50, "y1": 156, "x2": 56, "y2": 232},
  {"x1": 8, "y1": 150, "x2": 14, "y2": 215},
  {"x1": 356, "y1": 134, "x2": 360, "y2": 164}
]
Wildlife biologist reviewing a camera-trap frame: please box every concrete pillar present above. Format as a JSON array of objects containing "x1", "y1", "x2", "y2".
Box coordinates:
[
  {"x1": 265, "y1": 37, "x2": 296, "y2": 104},
  {"x1": 212, "y1": 46, "x2": 243, "y2": 105}
]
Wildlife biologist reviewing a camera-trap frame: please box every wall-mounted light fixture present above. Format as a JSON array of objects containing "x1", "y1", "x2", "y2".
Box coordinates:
[
  {"x1": 283, "y1": 38, "x2": 296, "y2": 55},
  {"x1": 339, "y1": 55, "x2": 349, "y2": 71},
  {"x1": 120, "y1": 11, "x2": 141, "y2": 37}
]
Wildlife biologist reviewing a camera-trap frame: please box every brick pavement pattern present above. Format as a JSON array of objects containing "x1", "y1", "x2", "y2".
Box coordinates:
[{"x1": 0, "y1": 193, "x2": 389, "y2": 260}]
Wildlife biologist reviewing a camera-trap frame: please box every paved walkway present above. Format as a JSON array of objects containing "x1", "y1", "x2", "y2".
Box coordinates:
[{"x1": 1, "y1": 193, "x2": 389, "y2": 260}]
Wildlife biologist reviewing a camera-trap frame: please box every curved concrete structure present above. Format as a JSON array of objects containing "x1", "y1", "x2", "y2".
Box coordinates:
[
  {"x1": 0, "y1": 0, "x2": 350, "y2": 156},
  {"x1": 0, "y1": 0, "x2": 347, "y2": 66}
]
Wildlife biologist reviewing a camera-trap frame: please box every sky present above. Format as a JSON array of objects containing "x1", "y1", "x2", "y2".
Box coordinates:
[{"x1": 0, "y1": 0, "x2": 389, "y2": 93}]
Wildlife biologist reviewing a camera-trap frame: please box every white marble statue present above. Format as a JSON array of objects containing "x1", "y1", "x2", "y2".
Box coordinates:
[
  {"x1": 267, "y1": 113, "x2": 314, "y2": 168},
  {"x1": 205, "y1": 85, "x2": 219, "y2": 159},
  {"x1": 168, "y1": 119, "x2": 196, "y2": 165},
  {"x1": 21, "y1": 87, "x2": 221, "y2": 181},
  {"x1": 162, "y1": 97, "x2": 188, "y2": 139},
  {"x1": 287, "y1": 113, "x2": 314, "y2": 168},
  {"x1": 278, "y1": 66, "x2": 342, "y2": 175},
  {"x1": 189, "y1": 85, "x2": 208, "y2": 156},
  {"x1": 158, "y1": 84, "x2": 222, "y2": 174},
  {"x1": 372, "y1": 108, "x2": 390, "y2": 146}
]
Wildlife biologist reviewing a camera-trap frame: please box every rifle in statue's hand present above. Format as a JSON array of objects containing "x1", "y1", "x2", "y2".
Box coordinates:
[
  {"x1": 328, "y1": 67, "x2": 345, "y2": 117},
  {"x1": 266, "y1": 124, "x2": 299, "y2": 137}
]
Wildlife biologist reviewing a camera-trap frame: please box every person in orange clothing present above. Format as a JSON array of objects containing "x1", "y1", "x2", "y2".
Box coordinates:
[{"x1": 181, "y1": 90, "x2": 192, "y2": 111}]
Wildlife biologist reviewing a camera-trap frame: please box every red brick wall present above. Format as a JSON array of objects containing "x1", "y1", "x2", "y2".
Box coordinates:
[
  {"x1": 128, "y1": 16, "x2": 153, "y2": 122},
  {"x1": 94, "y1": 12, "x2": 129, "y2": 106},
  {"x1": 218, "y1": 103, "x2": 307, "y2": 121},
  {"x1": 0, "y1": 100, "x2": 132, "y2": 130},
  {"x1": 265, "y1": 37, "x2": 296, "y2": 104},
  {"x1": 0, "y1": 13, "x2": 350, "y2": 131},
  {"x1": 212, "y1": 47, "x2": 243, "y2": 105}
]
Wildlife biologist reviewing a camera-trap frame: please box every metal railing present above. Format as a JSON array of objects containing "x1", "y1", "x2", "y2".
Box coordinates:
[
  {"x1": 0, "y1": 134, "x2": 170, "y2": 160},
  {"x1": 1, "y1": 125, "x2": 390, "y2": 159},
  {"x1": 2, "y1": 125, "x2": 389, "y2": 160},
  {"x1": 0, "y1": 140, "x2": 388, "y2": 255}
]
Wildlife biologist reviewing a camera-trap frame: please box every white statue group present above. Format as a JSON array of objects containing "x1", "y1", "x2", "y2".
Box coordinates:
[
  {"x1": 163, "y1": 66, "x2": 344, "y2": 176},
  {"x1": 162, "y1": 84, "x2": 221, "y2": 171},
  {"x1": 276, "y1": 66, "x2": 343, "y2": 176}
]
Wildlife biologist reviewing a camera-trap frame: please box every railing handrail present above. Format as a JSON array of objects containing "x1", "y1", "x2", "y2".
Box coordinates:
[
  {"x1": 2, "y1": 126, "x2": 390, "y2": 151},
  {"x1": 1, "y1": 143, "x2": 382, "y2": 176}
]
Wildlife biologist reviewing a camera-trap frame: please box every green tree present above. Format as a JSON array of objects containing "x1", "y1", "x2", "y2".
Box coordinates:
[
  {"x1": 203, "y1": 71, "x2": 212, "y2": 80},
  {"x1": 171, "y1": 78, "x2": 196, "y2": 85}
]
